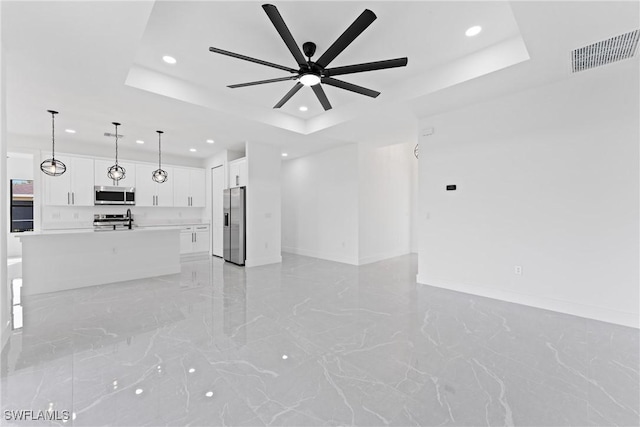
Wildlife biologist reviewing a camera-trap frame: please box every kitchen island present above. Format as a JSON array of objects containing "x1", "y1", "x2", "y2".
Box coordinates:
[{"x1": 19, "y1": 227, "x2": 181, "y2": 296}]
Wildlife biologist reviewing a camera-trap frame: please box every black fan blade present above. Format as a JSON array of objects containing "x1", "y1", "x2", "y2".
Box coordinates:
[
  {"x1": 315, "y1": 9, "x2": 377, "y2": 68},
  {"x1": 321, "y1": 77, "x2": 380, "y2": 98},
  {"x1": 325, "y1": 57, "x2": 408, "y2": 77},
  {"x1": 228, "y1": 76, "x2": 298, "y2": 88},
  {"x1": 312, "y1": 84, "x2": 332, "y2": 110},
  {"x1": 209, "y1": 47, "x2": 297, "y2": 73},
  {"x1": 262, "y1": 4, "x2": 307, "y2": 67},
  {"x1": 274, "y1": 82, "x2": 303, "y2": 108}
]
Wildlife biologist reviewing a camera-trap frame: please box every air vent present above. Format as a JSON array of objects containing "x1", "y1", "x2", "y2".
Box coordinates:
[
  {"x1": 571, "y1": 29, "x2": 639, "y2": 73},
  {"x1": 104, "y1": 132, "x2": 124, "y2": 138}
]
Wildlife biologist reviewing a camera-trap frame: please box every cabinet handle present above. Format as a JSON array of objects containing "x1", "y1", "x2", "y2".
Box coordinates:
[
  {"x1": 72, "y1": 192, "x2": 75, "y2": 205},
  {"x1": 67, "y1": 192, "x2": 70, "y2": 205},
  {"x1": 154, "y1": 195, "x2": 157, "y2": 206},
  {"x1": 236, "y1": 175, "x2": 239, "y2": 186}
]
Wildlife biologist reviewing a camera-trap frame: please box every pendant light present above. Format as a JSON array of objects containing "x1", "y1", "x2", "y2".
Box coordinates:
[
  {"x1": 152, "y1": 130, "x2": 168, "y2": 183},
  {"x1": 107, "y1": 122, "x2": 126, "y2": 182},
  {"x1": 40, "y1": 110, "x2": 66, "y2": 176}
]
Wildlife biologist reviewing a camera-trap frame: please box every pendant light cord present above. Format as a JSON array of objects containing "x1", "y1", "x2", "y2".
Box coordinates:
[
  {"x1": 158, "y1": 132, "x2": 162, "y2": 169},
  {"x1": 114, "y1": 123, "x2": 119, "y2": 166},
  {"x1": 51, "y1": 111, "x2": 56, "y2": 159},
  {"x1": 115, "y1": 124, "x2": 119, "y2": 165}
]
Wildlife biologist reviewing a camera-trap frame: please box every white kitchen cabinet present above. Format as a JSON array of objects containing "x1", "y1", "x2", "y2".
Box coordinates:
[
  {"x1": 173, "y1": 167, "x2": 205, "y2": 207},
  {"x1": 193, "y1": 225, "x2": 210, "y2": 253},
  {"x1": 180, "y1": 224, "x2": 210, "y2": 254},
  {"x1": 180, "y1": 226, "x2": 195, "y2": 254},
  {"x1": 135, "y1": 164, "x2": 174, "y2": 207},
  {"x1": 43, "y1": 154, "x2": 94, "y2": 206},
  {"x1": 228, "y1": 157, "x2": 247, "y2": 188},
  {"x1": 94, "y1": 159, "x2": 137, "y2": 188}
]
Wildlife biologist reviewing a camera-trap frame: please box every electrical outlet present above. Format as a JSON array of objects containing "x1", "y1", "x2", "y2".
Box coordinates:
[{"x1": 514, "y1": 265, "x2": 522, "y2": 275}]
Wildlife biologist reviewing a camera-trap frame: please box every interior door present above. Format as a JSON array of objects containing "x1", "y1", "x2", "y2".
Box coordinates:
[{"x1": 211, "y1": 166, "x2": 224, "y2": 257}]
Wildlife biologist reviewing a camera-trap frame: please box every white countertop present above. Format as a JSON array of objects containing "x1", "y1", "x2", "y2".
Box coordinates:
[{"x1": 19, "y1": 226, "x2": 184, "y2": 238}]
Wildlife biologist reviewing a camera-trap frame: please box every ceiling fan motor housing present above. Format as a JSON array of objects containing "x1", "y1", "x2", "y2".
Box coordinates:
[{"x1": 303, "y1": 41, "x2": 316, "y2": 59}]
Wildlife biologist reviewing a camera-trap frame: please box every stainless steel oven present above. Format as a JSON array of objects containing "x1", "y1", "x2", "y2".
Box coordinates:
[{"x1": 94, "y1": 186, "x2": 135, "y2": 205}]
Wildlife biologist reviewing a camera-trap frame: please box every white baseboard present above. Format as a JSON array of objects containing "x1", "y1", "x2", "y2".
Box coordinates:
[
  {"x1": 281, "y1": 246, "x2": 358, "y2": 265},
  {"x1": 358, "y1": 248, "x2": 411, "y2": 265},
  {"x1": 246, "y1": 255, "x2": 282, "y2": 267},
  {"x1": 416, "y1": 274, "x2": 638, "y2": 329}
]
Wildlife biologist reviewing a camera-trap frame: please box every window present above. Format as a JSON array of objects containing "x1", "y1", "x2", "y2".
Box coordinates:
[{"x1": 10, "y1": 179, "x2": 34, "y2": 232}]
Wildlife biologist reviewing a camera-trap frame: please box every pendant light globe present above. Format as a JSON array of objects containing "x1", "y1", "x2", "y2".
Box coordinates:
[
  {"x1": 108, "y1": 122, "x2": 126, "y2": 182},
  {"x1": 152, "y1": 130, "x2": 168, "y2": 183},
  {"x1": 152, "y1": 168, "x2": 168, "y2": 183},
  {"x1": 40, "y1": 110, "x2": 67, "y2": 176}
]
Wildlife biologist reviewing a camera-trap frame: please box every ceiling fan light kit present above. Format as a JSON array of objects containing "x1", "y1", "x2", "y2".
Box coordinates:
[{"x1": 208, "y1": 4, "x2": 408, "y2": 111}]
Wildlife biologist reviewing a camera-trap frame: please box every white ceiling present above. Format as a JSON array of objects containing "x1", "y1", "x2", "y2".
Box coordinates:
[{"x1": 2, "y1": 1, "x2": 638, "y2": 162}]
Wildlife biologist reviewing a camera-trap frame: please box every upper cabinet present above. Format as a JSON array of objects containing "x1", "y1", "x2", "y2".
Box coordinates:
[
  {"x1": 228, "y1": 157, "x2": 247, "y2": 188},
  {"x1": 94, "y1": 159, "x2": 137, "y2": 188},
  {"x1": 41, "y1": 154, "x2": 205, "y2": 209},
  {"x1": 43, "y1": 154, "x2": 94, "y2": 206},
  {"x1": 173, "y1": 167, "x2": 205, "y2": 207},
  {"x1": 135, "y1": 164, "x2": 174, "y2": 207}
]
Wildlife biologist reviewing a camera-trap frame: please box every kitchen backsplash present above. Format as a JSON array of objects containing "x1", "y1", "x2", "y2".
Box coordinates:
[{"x1": 41, "y1": 206, "x2": 207, "y2": 230}]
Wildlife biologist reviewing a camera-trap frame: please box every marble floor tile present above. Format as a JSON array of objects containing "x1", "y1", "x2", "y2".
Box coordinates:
[{"x1": 1, "y1": 253, "x2": 638, "y2": 426}]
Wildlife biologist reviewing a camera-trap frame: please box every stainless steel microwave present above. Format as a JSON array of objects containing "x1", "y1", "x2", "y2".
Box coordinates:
[{"x1": 94, "y1": 186, "x2": 135, "y2": 205}]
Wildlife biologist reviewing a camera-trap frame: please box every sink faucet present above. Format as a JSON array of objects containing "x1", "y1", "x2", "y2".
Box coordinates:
[{"x1": 126, "y1": 208, "x2": 132, "y2": 229}]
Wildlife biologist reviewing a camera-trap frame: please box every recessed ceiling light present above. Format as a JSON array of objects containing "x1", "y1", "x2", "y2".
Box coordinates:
[
  {"x1": 135, "y1": 388, "x2": 143, "y2": 395},
  {"x1": 190, "y1": 148, "x2": 197, "y2": 152},
  {"x1": 206, "y1": 139, "x2": 215, "y2": 144},
  {"x1": 465, "y1": 26, "x2": 482, "y2": 37},
  {"x1": 299, "y1": 106, "x2": 308, "y2": 112},
  {"x1": 188, "y1": 368, "x2": 196, "y2": 373},
  {"x1": 282, "y1": 153, "x2": 288, "y2": 157},
  {"x1": 282, "y1": 354, "x2": 288, "y2": 359},
  {"x1": 136, "y1": 140, "x2": 144, "y2": 144},
  {"x1": 162, "y1": 55, "x2": 177, "y2": 64},
  {"x1": 205, "y1": 391, "x2": 214, "y2": 398},
  {"x1": 65, "y1": 129, "x2": 76, "y2": 134}
]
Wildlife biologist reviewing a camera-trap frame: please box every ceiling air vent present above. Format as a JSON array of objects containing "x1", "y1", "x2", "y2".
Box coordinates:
[
  {"x1": 571, "y1": 29, "x2": 639, "y2": 73},
  {"x1": 104, "y1": 132, "x2": 124, "y2": 138}
]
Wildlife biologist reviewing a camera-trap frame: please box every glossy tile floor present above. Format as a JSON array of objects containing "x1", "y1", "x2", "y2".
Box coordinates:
[{"x1": 1, "y1": 254, "x2": 638, "y2": 426}]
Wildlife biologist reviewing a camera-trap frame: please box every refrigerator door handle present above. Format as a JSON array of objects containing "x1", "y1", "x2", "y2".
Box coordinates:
[{"x1": 224, "y1": 213, "x2": 229, "y2": 226}]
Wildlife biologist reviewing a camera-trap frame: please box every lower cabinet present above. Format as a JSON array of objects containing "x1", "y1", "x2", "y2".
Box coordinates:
[{"x1": 180, "y1": 224, "x2": 210, "y2": 255}]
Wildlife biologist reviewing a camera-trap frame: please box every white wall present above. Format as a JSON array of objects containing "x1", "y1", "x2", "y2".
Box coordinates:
[
  {"x1": 417, "y1": 59, "x2": 639, "y2": 328},
  {"x1": 246, "y1": 141, "x2": 281, "y2": 267},
  {"x1": 358, "y1": 142, "x2": 414, "y2": 264},
  {"x1": 282, "y1": 144, "x2": 359, "y2": 265},
  {"x1": 1, "y1": 1, "x2": 10, "y2": 350}
]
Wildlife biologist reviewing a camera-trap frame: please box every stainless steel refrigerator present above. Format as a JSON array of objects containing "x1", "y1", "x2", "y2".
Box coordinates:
[{"x1": 223, "y1": 187, "x2": 246, "y2": 265}]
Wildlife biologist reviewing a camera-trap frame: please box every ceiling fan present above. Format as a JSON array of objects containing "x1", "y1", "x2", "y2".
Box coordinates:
[{"x1": 208, "y1": 4, "x2": 408, "y2": 111}]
